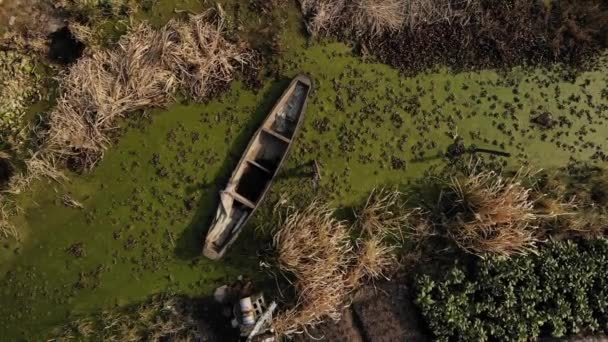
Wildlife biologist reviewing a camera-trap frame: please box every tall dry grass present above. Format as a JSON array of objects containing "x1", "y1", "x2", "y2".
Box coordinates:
[
  {"x1": 0, "y1": 152, "x2": 64, "y2": 240},
  {"x1": 6, "y1": 153, "x2": 66, "y2": 195},
  {"x1": 300, "y1": 0, "x2": 481, "y2": 37},
  {"x1": 443, "y1": 168, "x2": 556, "y2": 256},
  {"x1": 352, "y1": 0, "x2": 404, "y2": 36},
  {"x1": 272, "y1": 202, "x2": 354, "y2": 335},
  {"x1": 401, "y1": 0, "x2": 480, "y2": 29},
  {"x1": 272, "y1": 191, "x2": 412, "y2": 335},
  {"x1": 42, "y1": 11, "x2": 250, "y2": 169}
]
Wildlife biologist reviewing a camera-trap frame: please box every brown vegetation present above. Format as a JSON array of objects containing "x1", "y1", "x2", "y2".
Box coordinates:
[
  {"x1": 272, "y1": 202, "x2": 354, "y2": 335},
  {"x1": 42, "y1": 11, "x2": 250, "y2": 170},
  {"x1": 271, "y1": 192, "x2": 410, "y2": 336},
  {"x1": 351, "y1": 0, "x2": 404, "y2": 37},
  {"x1": 443, "y1": 168, "x2": 543, "y2": 256},
  {"x1": 433, "y1": 164, "x2": 608, "y2": 257},
  {"x1": 272, "y1": 170, "x2": 608, "y2": 336},
  {"x1": 0, "y1": 200, "x2": 18, "y2": 239},
  {"x1": 299, "y1": 0, "x2": 608, "y2": 71}
]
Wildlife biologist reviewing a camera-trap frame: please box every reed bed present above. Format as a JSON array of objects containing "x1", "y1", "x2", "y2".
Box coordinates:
[
  {"x1": 355, "y1": 187, "x2": 414, "y2": 239},
  {"x1": 43, "y1": 11, "x2": 250, "y2": 170},
  {"x1": 272, "y1": 192, "x2": 412, "y2": 336},
  {"x1": 300, "y1": 0, "x2": 481, "y2": 37},
  {"x1": 351, "y1": 0, "x2": 405, "y2": 36},
  {"x1": 444, "y1": 168, "x2": 544, "y2": 256},
  {"x1": 272, "y1": 202, "x2": 354, "y2": 335}
]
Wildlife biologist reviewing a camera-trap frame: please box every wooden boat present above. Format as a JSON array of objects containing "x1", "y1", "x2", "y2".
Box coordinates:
[{"x1": 203, "y1": 74, "x2": 312, "y2": 260}]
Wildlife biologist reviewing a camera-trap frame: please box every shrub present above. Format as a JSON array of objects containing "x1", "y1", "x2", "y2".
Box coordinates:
[{"x1": 415, "y1": 239, "x2": 608, "y2": 342}]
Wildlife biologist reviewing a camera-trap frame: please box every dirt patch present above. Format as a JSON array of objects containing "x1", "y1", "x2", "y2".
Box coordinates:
[
  {"x1": 0, "y1": 0, "x2": 63, "y2": 38},
  {"x1": 291, "y1": 308, "x2": 364, "y2": 342},
  {"x1": 291, "y1": 281, "x2": 429, "y2": 341},
  {"x1": 352, "y1": 282, "x2": 429, "y2": 342}
]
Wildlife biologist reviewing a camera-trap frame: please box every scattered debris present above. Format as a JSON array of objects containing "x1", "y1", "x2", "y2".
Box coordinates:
[
  {"x1": 62, "y1": 194, "x2": 84, "y2": 209},
  {"x1": 65, "y1": 242, "x2": 86, "y2": 258},
  {"x1": 531, "y1": 112, "x2": 556, "y2": 129}
]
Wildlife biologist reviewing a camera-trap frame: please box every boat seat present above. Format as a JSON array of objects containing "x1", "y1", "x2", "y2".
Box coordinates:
[
  {"x1": 230, "y1": 192, "x2": 256, "y2": 209},
  {"x1": 262, "y1": 127, "x2": 290, "y2": 144},
  {"x1": 247, "y1": 159, "x2": 271, "y2": 174}
]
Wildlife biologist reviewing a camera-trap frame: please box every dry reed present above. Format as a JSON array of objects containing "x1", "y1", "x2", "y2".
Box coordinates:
[
  {"x1": 0, "y1": 199, "x2": 18, "y2": 239},
  {"x1": 272, "y1": 202, "x2": 353, "y2": 335},
  {"x1": 302, "y1": 0, "x2": 347, "y2": 36},
  {"x1": 272, "y1": 193, "x2": 405, "y2": 336},
  {"x1": 355, "y1": 187, "x2": 413, "y2": 239},
  {"x1": 401, "y1": 0, "x2": 480, "y2": 29},
  {"x1": 351, "y1": 0, "x2": 404, "y2": 36},
  {"x1": 446, "y1": 168, "x2": 543, "y2": 256},
  {"x1": 6, "y1": 153, "x2": 66, "y2": 195},
  {"x1": 300, "y1": 0, "x2": 481, "y2": 37},
  {"x1": 43, "y1": 11, "x2": 250, "y2": 169}
]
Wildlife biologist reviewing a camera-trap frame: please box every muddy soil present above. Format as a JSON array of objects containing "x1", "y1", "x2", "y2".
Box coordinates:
[
  {"x1": 0, "y1": 0, "x2": 63, "y2": 38},
  {"x1": 292, "y1": 308, "x2": 365, "y2": 342},
  {"x1": 294, "y1": 282, "x2": 428, "y2": 342}
]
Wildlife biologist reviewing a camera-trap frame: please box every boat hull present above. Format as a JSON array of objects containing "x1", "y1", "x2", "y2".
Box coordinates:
[{"x1": 203, "y1": 74, "x2": 312, "y2": 260}]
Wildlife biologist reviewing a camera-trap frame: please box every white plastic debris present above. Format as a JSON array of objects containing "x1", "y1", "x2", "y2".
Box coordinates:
[{"x1": 213, "y1": 285, "x2": 229, "y2": 303}]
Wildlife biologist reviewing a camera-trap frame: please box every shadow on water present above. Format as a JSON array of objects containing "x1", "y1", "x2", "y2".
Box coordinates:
[{"x1": 173, "y1": 77, "x2": 292, "y2": 260}]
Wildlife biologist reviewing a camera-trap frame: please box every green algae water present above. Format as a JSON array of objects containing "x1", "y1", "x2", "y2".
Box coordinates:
[{"x1": 2, "y1": 1, "x2": 608, "y2": 340}]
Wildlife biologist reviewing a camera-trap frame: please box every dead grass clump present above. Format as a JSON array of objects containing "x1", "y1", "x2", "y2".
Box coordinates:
[
  {"x1": 272, "y1": 194, "x2": 406, "y2": 336},
  {"x1": 43, "y1": 23, "x2": 177, "y2": 168},
  {"x1": 569, "y1": 211, "x2": 608, "y2": 237},
  {"x1": 351, "y1": 0, "x2": 404, "y2": 36},
  {"x1": 402, "y1": 0, "x2": 480, "y2": 29},
  {"x1": 356, "y1": 188, "x2": 407, "y2": 238},
  {"x1": 301, "y1": 0, "x2": 347, "y2": 37},
  {"x1": 272, "y1": 202, "x2": 353, "y2": 335},
  {"x1": 7, "y1": 154, "x2": 66, "y2": 195},
  {"x1": 351, "y1": 236, "x2": 394, "y2": 280},
  {"x1": 161, "y1": 14, "x2": 250, "y2": 100},
  {"x1": 445, "y1": 168, "x2": 543, "y2": 256},
  {"x1": 300, "y1": 0, "x2": 481, "y2": 37},
  {"x1": 43, "y1": 11, "x2": 249, "y2": 169},
  {"x1": 553, "y1": 210, "x2": 608, "y2": 239}
]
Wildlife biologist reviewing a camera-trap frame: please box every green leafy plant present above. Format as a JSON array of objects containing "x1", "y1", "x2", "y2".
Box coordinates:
[{"x1": 415, "y1": 239, "x2": 608, "y2": 341}]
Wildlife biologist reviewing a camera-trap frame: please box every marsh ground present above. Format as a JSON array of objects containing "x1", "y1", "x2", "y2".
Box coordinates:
[{"x1": 1, "y1": 0, "x2": 608, "y2": 340}]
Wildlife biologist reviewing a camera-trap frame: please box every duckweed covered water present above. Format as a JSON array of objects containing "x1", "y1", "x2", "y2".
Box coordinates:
[{"x1": 2, "y1": 1, "x2": 608, "y2": 340}]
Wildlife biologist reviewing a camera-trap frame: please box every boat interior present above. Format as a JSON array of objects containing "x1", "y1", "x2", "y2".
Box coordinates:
[
  {"x1": 207, "y1": 78, "x2": 310, "y2": 254},
  {"x1": 230, "y1": 81, "x2": 309, "y2": 206}
]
